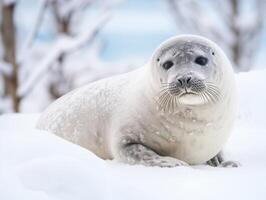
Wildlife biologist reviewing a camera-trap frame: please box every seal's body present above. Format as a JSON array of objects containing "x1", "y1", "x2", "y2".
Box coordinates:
[{"x1": 37, "y1": 35, "x2": 238, "y2": 167}]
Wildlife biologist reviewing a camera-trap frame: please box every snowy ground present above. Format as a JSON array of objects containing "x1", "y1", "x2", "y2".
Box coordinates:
[{"x1": 1, "y1": 70, "x2": 266, "y2": 200}]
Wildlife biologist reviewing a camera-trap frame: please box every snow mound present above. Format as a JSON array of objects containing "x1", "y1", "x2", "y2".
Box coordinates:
[{"x1": 1, "y1": 70, "x2": 266, "y2": 200}]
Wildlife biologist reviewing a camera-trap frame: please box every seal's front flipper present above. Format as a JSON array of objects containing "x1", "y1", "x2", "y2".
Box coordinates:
[
  {"x1": 115, "y1": 143, "x2": 188, "y2": 168},
  {"x1": 207, "y1": 151, "x2": 240, "y2": 168}
]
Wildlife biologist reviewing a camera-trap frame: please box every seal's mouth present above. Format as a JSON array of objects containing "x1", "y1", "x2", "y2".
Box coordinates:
[
  {"x1": 179, "y1": 91, "x2": 198, "y2": 97},
  {"x1": 168, "y1": 84, "x2": 205, "y2": 98},
  {"x1": 156, "y1": 81, "x2": 221, "y2": 111},
  {"x1": 177, "y1": 91, "x2": 205, "y2": 106},
  {"x1": 178, "y1": 92, "x2": 198, "y2": 100}
]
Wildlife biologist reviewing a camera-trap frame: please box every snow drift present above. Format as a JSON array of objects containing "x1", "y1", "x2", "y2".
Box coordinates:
[{"x1": 0, "y1": 70, "x2": 266, "y2": 200}]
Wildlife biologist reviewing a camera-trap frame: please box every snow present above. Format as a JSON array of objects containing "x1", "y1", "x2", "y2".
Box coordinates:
[
  {"x1": 18, "y1": 0, "x2": 48, "y2": 63},
  {"x1": 0, "y1": 61, "x2": 12, "y2": 75},
  {"x1": 1, "y1": 69, "x2": 266, "y2": 200},
  {"x1": 17, "y1": 13, "x2": 110, "y2": 98},
  {"x1": 2, "y1": 0, "x2": 16, "y2": 6}
]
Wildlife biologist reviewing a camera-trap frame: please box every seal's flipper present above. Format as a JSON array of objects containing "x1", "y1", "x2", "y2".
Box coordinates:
[
  {"x1": 207, "y1": 152, "x2": 240, "y2": 167},
  {"x1": 115, "y1": 143, "x2": 188, "y2": 168}
]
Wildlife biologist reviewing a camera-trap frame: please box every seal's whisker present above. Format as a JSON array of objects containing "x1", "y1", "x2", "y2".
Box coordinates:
[
  {"x1": 161, "y1": 83, "x2": 171, "y2": 87},
  {"x1": 201, "y1": 92, "x2": 208, "y2": 103},
  {"x1": 170, "y1": 96, "x2": 175, "y2": 112},
  {"x1": 204, "y1": 83, "x2": 221, "y2": 103},
  {"x1": 199, "y1": 94, "x2": 203, "y2": 103},
  {"x1": 174, "y1": 95, "x2": 180, "y2": 109},
  {"x1": 170, "y1": 89, "x2": 181, "y2": 96},
  {"x1": 168, "y1": 96, "x2": 172, "y2": 112},
  {"x1": 164, "y1": 100, "x2": 170, "y2": 111},
  {"x1": 206, "y1": 85, "x2": 220, "y2": 92},
  {"x1": 161, "y1": 84, "x2": 170, "y2": 88},
  {"x1": 205, "y1": 81, "x2": 218, "y2": 85},
  {"x1": 203, "y1": 90, "x2": 215, "y2": 104},
  {"x1": 165, "y1": 94, "x2": 171, "y2": 112},
  {"x1": 157, "y1": 92, "x2": 168, "y2": 107},
  {"x1": 206, "y1": 87, "x2": 220, "y2": 101},
  {"x1": 207, "y1": 87, "x2": 219, "y2": 94},
  {"x1": 158, "y1": 88, "x2": 169, "y2": 95},
  {"x1": 158, "y1": 88, "x2": 169, "y2": 98},
  {"x1": 209, "y1": 91, "x2": 220, "y2": 102},
  {"x1": 199, "y1": 93, "x2": 205, "y2": 103},
  {"x1": 158, "y1": 81, "x2": 222, "y2": 110},
  {"x1": 204, "y1": 91, "x2": 214, "y2": 103},
  {"x1": 173, "y1": 96, "x2": 177, "y2": 110},
  {"x1": 205, "y1": 89, "x2": 220, "y2": 104},
  {"x1": 160, "y1": 94, "x2": 170, "y2": 107},
  {"x1": 206, "y1": 91, "x2": 216, "y2": 103},
  {"x1": 157, "y1": 91, "x2": 170, "y2": 110},
  {"x1": 208, "y1": 88, "x2": 220, "y2": 98},
  {"x1": 199, "y1": 94, "x2": 205, "y2": 103},
  {"x1": 206, "y1": 84, "x2": 220, "y2": 92}
]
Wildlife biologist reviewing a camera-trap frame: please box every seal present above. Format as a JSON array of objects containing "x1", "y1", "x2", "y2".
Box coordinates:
[{"x1": 37, "y1": 35, "x2": 239, "y2": 167}]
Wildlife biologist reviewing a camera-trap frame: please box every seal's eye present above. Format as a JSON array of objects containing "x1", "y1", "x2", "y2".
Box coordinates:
[
  {"x1": 195, "y1": 56, "x2": 208, "y2": 66},
  {"x1": 162, "y1": 61, "x2": 174, "y2": 70}
]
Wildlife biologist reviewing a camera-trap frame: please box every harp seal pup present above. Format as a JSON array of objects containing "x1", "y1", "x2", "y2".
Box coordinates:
[{"x1": 37, "y1": 35, "x2": 239, "y2": 167}]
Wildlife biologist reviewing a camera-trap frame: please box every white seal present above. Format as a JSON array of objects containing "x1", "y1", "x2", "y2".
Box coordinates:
[{"x1": 37, "y1": 35, "x2": 239, "y2": 167}]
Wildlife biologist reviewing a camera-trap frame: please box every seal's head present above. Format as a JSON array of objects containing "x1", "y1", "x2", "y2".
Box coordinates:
[{"x1": 150, "y1": 35, "x2": 233, "y2": 109}]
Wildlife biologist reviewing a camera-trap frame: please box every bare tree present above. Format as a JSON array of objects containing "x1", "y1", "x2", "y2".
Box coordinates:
[
  {"x1": 167, "y1": 0, "x2": 266, "y2": 72},
  {"x1": 0, "y1": 0, "x2": 113, "y2": 113},
  {"x1": 0, "y1": 0, "x2": 20, "y2": 112},
  {"x1": 17, "y1": 0, "x2": 113, "y2": 98},
  {"x1": 50, "y1": 0, "x2": 95, "y2": 35},
  {"x1": 48, "y1": 0, "x2": 95, "y2": 99},
  {"x1": 46, "y1": 0, "x2": 112, "y2": 99}
]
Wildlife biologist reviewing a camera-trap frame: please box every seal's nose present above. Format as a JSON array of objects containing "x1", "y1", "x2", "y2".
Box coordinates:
[{"x1": 177, "y1": 76, "x2": 192, "y2": 87}]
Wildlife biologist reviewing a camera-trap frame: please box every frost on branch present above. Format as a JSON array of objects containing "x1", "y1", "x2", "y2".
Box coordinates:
[
  {"x1": 167, "y1": 0, "x2": 266, "y2": 72},
  {"x1": 0, "y1": 0, "x2": 20, "y2": 112},
  {"x1": 0, "y1": 0, "x2": 116, "y2": 113},
  {"x1": 2, "y1": 0, "x2": 16, "y2": 6},
  {"x1": 18, "y1": 13, "x2": 110, "y2": 98}
]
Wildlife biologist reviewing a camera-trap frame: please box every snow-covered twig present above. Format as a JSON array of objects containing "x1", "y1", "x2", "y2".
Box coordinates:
[
  {"x1": 2, "y1": 0, "x2": 16, "y2": 6},
  {"x1": 166, "y1": 0, "x2": 266, "y2": 72},
  {"x1": 18, "y1": 0, "x2": 48, "y2": 63},
  {"x1": 0, "y1": 61, "x2": 12, "y2": 75},
  {"x1": 18, "y1": 13, "x2": 111, "y2": 98},
  {"x1": 59, "y1": 0, "x2": 93, "y2": 18}
]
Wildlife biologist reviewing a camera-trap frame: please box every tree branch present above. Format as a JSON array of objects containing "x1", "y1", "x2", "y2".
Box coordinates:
[{"x1": 18, "y1": 13, "x2": 111, "y2": 98}]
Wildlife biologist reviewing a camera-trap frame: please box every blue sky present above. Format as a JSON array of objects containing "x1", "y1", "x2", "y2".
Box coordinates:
[
  {"x1": 99, "y1": 0, "x2": 176, "y2": 61},
  {"x1": 16, "y1": 0, "x2": 177, "y2": 63},
  {"x1": 16, "y1": 0, "x2": 265, "y2": 68}
]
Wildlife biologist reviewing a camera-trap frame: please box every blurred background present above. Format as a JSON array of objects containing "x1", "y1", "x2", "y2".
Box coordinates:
[{"x1": 0, "y1": 0, "x2": 265, "y2": 114}]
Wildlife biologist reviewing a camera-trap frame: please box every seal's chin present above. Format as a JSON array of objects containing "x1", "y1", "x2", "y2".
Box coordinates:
[{"x1": 177, "y1": 93, "x2": 205, "y2": 106}]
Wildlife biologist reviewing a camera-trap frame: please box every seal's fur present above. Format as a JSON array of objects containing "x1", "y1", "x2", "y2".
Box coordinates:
[{"x1": 37, "y1": 35, "x2": 238, "y2": 167}]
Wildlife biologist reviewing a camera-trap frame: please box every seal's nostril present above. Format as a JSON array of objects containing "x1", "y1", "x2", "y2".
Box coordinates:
[
  {"x1": 186, "y1": 77, "x2": 191, "y2": 84},
  {"x1": 177, "y1": 77, "x2": 192, "y2": 86},
  {"x1": 178, "y1": 79, "x2": 183, "y2": 86}
]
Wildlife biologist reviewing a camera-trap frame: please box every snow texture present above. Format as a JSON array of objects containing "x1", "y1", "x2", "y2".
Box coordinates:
[
  {"x1": 2, "y1": 0, "x2": 16, "y2": 6},
  {"x1": 1, "y1": 69, "x2": 266, "y2": 200},
  {"x1": 17, "y1": 13, "x2": 110, "y2": 98},
  {"x1": 0, "y1": 61, "x2": 12, "y2": 76}
]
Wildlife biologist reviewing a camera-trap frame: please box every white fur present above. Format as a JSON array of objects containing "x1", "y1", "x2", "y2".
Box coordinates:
[{"x1": 37, "y1": 35, "x2": 236, "y2": 165}]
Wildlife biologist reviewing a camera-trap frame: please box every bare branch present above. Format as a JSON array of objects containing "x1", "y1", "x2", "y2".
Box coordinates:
[
  {"x1": 18, "y1": 13, "x2": 111, "y2": 98},
  {"x1": 0, "y1": 2, "x2": 20, "y2": 111},
  {"x1": 18, "y1": 0, "x2": 48, "y2": 63},
  {"x1": 166, "y1": 0, "x2": 266, "y2": 72}
]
